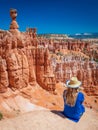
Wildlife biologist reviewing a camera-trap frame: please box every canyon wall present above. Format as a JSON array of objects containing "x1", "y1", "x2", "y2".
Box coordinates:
[
  {"x1": 38, "y1": 37, "x2": 98, "y2": 95},
  {"x1": 0, "y1": 9, "x2": 98, "y2": 96},
  {"x1": 0, "y1": 31, "x2": 56, "y2": 93}
]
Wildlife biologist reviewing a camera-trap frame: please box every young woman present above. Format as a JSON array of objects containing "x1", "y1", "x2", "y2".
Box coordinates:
[{"x1": 63, "y1": 77, "x2": 85, "y2": 122}]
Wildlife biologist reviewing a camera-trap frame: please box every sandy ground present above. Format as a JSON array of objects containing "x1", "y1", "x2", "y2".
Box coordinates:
[{"x1": 0, "y1": 108, "x2": 98, "y2": 130}]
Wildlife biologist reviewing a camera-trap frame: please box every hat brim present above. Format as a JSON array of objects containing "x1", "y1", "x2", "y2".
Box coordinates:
[{"x1": 66, "y1": 80, "x2": 82, "y2": 88}]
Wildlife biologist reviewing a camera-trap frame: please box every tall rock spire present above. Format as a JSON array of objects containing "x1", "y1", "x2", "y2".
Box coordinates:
[{"x1": 9, "y1": 8, "x2": 20, "y2": 36}]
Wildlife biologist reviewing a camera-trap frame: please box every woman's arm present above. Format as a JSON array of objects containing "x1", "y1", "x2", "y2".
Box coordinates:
[
  {"x1": 79, "y1": 92, "x2": 85, "y2": 104},
  {"x1": 63, "y1": 90, "x2": 66, "y2": 103}
]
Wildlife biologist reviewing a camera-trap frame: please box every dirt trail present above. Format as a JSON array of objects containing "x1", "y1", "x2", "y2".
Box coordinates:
[{"x1": 0, "y1": 108, "x2": 98, "y2": 130}]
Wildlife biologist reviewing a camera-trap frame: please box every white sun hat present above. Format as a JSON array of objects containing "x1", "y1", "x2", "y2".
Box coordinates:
[{"x1": 66, "y1": 77, "x2": 82, "y2": 88}]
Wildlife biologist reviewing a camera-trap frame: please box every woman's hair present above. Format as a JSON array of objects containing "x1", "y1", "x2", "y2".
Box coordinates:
[{"x1": 65, "y1": 88, "x2": 79, "y2": 106}]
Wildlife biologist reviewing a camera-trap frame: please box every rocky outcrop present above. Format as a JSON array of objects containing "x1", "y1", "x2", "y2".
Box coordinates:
[
  {"x1": 37, "y1": 37, "x2": 98, "y2": 96},
  {"x1": 9, "y1": 8, "x2": 20, "y2": 36},
  {"x1": 0, "y1": 31, "x2": 55, "y2": 93},
  {"x1": 50, "y1": 53, "x2": 98, "y2": 96},
  {"x1": 0, "y1": 57, "x2": 8, "y2": 92},
  {"x1": 36, "y1": 47, "x2": 56, "y2": 92},
  {"x1": 0, "y1": 9, "x2": 55, "y2": 93}
]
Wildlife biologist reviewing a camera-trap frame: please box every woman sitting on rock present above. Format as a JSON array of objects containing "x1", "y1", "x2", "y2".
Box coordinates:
[{"x1": 63, "y1": 77, "x2": 85, "y2": 122}]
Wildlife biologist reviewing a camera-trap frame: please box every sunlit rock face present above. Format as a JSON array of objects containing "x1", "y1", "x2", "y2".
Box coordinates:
[
  {"x1": 0, "y1": 9, "x2": 98, "y2": 96},
  {"x1": 38, "y1": 36, "x2": 98, "y2": 96},
  {"x1": 51, "y1": 56, "x2": 98, "y2": 96},
  {"x1": 0, "y1": 30, "x2": 56, "y2": 93},
  {"x1": 0, "y1": 27, "x2": 98, "y2": 95}
]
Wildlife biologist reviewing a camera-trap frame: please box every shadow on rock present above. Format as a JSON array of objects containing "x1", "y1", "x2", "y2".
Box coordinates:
[{"x1": 51, "y1": 110, "x2": 66, "y2": 119}]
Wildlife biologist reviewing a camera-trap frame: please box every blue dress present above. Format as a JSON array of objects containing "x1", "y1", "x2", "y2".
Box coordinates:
[{"x1": 63, "y1": 91, "x2": 85, "y2": 122}]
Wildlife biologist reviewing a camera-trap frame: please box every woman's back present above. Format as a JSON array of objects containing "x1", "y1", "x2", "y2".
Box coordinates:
[{"x1": 63, "y1": 90, "x2": 85, "y2": 122}]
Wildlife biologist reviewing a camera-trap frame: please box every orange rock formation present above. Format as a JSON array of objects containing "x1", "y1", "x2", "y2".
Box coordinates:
[{"x1": 0, "y1": 9, "x2": 56, "y2": 94}]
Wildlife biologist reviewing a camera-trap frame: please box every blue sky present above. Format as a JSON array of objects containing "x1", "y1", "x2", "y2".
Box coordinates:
[{"x1": 0, "y1": 0, "x2": 98, "y2": 34}]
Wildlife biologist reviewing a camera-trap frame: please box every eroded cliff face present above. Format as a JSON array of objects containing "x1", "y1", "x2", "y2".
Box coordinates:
[
  {"x1": 0, "y1": 33, "x2": 30, "y2": 90},
  {"x1": 51, "y1": 55, "x2": 98, "y2": 96},
  {"x1": 38, "y1": 37, "x2": 98, "y2": 96},
  {"x1": 0, "y1": 32, "x2": 57, "y2": 94},
  {"x1": 0, "y1": 29, "x2": 98, "y2": 96}
]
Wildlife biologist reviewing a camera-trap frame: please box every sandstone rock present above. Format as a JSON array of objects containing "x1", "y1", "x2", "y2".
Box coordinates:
[{"x1": 0, "y1": 57, "x2": 9, "y2": 92}]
